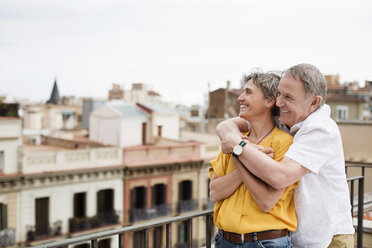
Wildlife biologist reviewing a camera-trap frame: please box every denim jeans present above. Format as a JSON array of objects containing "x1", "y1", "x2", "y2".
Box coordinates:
[{"x1": 214, "y1": 232, "x2": 292, "y2": 248}]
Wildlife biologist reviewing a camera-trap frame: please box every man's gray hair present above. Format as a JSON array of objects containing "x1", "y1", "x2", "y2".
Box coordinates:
[
  {"x1": 242, "y1": 72, "x2": 281, "y2": 116},
  {"x1": 282, "y1": 63, "x2": 327, "y2": 106}
]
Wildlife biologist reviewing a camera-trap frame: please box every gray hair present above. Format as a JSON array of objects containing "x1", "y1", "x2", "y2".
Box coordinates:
[
  {"x1": 282, "y1": 63, "x2": 327, "y2": 107},
  {"x1": 242, "y1": 72, "x2": 281, "y2": 116}
]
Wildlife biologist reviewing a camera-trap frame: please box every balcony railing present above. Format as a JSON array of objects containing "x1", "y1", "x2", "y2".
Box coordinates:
[
  {"x1": 130, "y1": 204, "x2": 172, "y2": 222},
  {"x1": 30, "y1": 171, "x2": 365, "y2": 248},
  {"x1": 0, "y1": 228, "x2": 16, "y2": 248},
  {"x1": 178, "y1": 199, "x2": 199, "y2": 213},
  {"x1": 69, "y1": 211, "x2": 120, "y2": 233},
  {"x1": 32, "y1": 209, "x2": 214, "y2": 248},
  {"x1": 26, "y1": 220, "x2": 62, "y2": 242}
]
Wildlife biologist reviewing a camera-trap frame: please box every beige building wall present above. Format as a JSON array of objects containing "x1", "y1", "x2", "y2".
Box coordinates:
[
  {"x1": 328, "y1": 101, "x2": 364, "y2": 120},
  {"x1": 0, "y1": 192, "x2": 18, "y2": 229},
  {"x1": 339, "y1": 122, "x2": 372, "y2": 194},
  {"x1": 339, "y1": 122, "x2": 372, "y2": 164}
]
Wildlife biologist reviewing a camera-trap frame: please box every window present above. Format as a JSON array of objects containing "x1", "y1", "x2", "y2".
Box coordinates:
[
  {"x1": 179, "y1": 180, "x2": 192, "y2": 201},
  {"x1": 153, "y1": 226, "x2": 163, "y2": 248},
  {"x1": 98, "y1": 238, "x2": 111, "y2": 248},
  {"x1": 133, "y1": 231, "x2": 145, "y2": 248},
  {"x1": 74, "y1": 244, "x2": 89, "y2": 248},
  {"x1": 336, "y1": 106, "x2": 349, "y2": 120},
  {"x1": 97, "y1": 189, "x2": 114, "y2": 215},
  {"x1": 0, "y1": 203, "x2": 7, "y2": 230},
  {"x1": 178, "y1": 221, "x2": 189, "y2": 245},
  {"x1": 0, "y1": 151, "x2": 4, "y2": 171},
  {"x1": 131, "y1": 186, "x2": 147, "y2": 209},
  {"x1": 142, "y1": 123, "x2": 147, "y2": 145},
  {"x1": 35, "y1": 197, "x2": 49, "y2": 236},
  {"x1": 151, "y1": 184, "x2": 166, "y2": 206},
  {"x1": 73, "y1": 192, "x2": 86, "y2": 218},
  {"x1": 157, "y1": 125, "x2": 162, "y2": 137},
  {"x1": 207, "y1": 179, "x2": 211, "y2": 200},
  {"x1": 190, "y1": 109, "x2": 199, "y2": 117}
]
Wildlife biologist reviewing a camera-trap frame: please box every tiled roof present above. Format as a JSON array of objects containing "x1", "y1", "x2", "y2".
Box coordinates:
[
  {"x1": 326, "y1": 93, "x2": 365, "y2": 102},
  {"x1": 111, "y1": 103, "x2": 149, "y2": 118},
  {"x1": 137, "y1": 103, "x2": 178, "y2": 115}
]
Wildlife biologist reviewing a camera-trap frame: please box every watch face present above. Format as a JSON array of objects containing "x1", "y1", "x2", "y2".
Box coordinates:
[{"x1": 233, "y1": 145, "x2": 243, "y2": 156}]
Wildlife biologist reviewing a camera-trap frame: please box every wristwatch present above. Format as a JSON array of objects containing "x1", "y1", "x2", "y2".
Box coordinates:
[{"x1": 233, "y1": 140, "x2": 247, "y2": 158}]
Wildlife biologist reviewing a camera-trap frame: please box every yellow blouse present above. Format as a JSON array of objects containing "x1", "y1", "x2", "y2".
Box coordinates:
[{"x1": 209, "y1": 127, "x2": 297, "y2": 233}]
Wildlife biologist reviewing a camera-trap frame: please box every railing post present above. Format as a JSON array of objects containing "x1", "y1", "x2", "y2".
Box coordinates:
[
  {"x1": 166, "y1": 223, "x2": 172, "y2": 248},
  {"x1": 350, "y1": 181, "x2": 354, "y2": 216},
  {"x1": 118, "y1": 233, "x2": 124, "y2": 248},
  {"x1": 91, "y1": 239, "x2": 98, "y2": 248},
  {"x1": 187, "y1": 219, "x2": 192, "y2": 248},
  {"x1": 357, "y1": 177, "x2": 364, "y2": 248},
  {"x1": 206, "y1": 214, "x2": 212, "y2": 248},
  {"x1": 144, "y1": 229, "x2": 149, "y2": 248}
]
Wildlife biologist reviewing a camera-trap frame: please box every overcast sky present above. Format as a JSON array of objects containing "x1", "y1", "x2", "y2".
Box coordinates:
[{"x1": 0, "y1": 0, "x2": 371, "y2": 106}]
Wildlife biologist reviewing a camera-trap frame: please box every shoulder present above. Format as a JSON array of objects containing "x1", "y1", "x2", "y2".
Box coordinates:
[
  {"x1": 298, "y1": 113, "x2": 339, "y2": 139},
  {"x1": 272, "y1": 127, "x2": 293, "y2": 145}
]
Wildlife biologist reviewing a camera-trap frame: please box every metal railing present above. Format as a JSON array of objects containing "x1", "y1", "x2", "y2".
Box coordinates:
[
  {"x1": 130, "y1": 204, "x2": 172, "y2": 223},
  {"x1": 29, "y1": 166, "x2": 366, "y2": 248},
  {"x1": 26, "y1": 221, "x2": 62, "y2": 242},
  {"x1": 177, "y1": 199, "x2": 199, "y2": 214},
  {"x1": 69, "y1": 211, "x2": 120, "y2": 233},
  {"x1": 0, "y1": 228, "x2": 16, "y2": 248},
  {"x1": 347, "y1": 175, "x2": 364, "y2": 248},
  {"x1": 33, "y1": 209, "x2": 214, "y2": 248}
]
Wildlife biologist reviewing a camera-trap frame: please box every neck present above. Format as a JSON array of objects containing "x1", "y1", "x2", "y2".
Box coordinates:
[{"x1": 247, "y1": 114, "x2": 275, "y2": 143}]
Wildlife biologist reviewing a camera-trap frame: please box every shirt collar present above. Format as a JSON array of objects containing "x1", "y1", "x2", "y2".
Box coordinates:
[{"x1": 289, "y1": 104, "x2": 330, "y2": 136}]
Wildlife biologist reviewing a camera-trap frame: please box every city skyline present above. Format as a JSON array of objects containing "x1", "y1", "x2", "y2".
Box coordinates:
[{"x1": 1, "y1": 0, "x2": 371, "y2": 105}]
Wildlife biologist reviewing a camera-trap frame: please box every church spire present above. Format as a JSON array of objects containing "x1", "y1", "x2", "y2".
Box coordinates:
[{"x1": 46, "y1": 78, "x2": 61, "y2": 105}]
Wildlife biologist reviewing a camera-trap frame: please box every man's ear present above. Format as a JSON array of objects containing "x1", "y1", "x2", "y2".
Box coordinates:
[
  {"x1": 308, "y1": 95, "x2": 322, "y2": 113},
  {"x1": 266, "y1": 99, "x2": 276, "y2": 109}
]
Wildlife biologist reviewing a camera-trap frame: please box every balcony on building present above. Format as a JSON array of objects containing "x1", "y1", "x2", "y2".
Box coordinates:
[{"x1": 68, "y1": 189, "x2": 119, "y2": 234}]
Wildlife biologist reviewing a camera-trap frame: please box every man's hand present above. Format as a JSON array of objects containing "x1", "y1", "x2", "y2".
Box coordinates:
[
  {"x1": 217, "y1": 117, "x2": 249, "y2": 154},
  {"x1": 220, "y1": 132, "x2": 242, "y2": 154},
  {"x1": 252, "y1": 144, "x2": 274, "y2": 158}
]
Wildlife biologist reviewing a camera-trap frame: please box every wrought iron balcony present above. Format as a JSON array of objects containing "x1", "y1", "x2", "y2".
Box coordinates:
[
  {"x1": 203, "y1": 198, "x2": 214, "y2": 210},
  {"x1": 130, "y1": 204, "x2": 172, "y2": 222},
  {"x1": 26, "y1": 220, "x2": 62, "y2": 242},
  {"x1": 178, "y1": 199, "x2": 199, "y2": 213},
  {"x1": 69, "y1": 211, "x2": 120, "y2": 233},
  {"x1": 0, "y1": 228, "x2": 15, "y2": 248}
]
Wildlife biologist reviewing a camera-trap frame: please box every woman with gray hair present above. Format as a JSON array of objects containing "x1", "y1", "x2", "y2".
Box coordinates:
[{"x1": 209, "y1": 72, "x2": 298, "y2": 247}]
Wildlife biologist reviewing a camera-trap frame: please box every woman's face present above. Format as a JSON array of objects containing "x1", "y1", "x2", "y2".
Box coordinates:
[{"x1": 237, "y1": 79, "x2": 271, "y2": 121}]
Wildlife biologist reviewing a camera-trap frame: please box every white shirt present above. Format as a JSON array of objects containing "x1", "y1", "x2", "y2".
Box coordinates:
[{"x1": 284, "y1": 105, "x2": 354, "y2": 248}]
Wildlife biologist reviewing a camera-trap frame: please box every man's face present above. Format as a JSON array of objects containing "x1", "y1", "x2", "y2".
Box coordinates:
[{"x1": 276, "y1": 75, "x2": 315, "y2": 127}]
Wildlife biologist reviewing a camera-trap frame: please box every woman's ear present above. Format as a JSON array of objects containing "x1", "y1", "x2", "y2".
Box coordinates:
[
  {"x1": 266, "y1": 99, "x2": 276, "y2": 109},
  {"x1": 308, "y1": 95, "x2": 322, "y2": 113}
]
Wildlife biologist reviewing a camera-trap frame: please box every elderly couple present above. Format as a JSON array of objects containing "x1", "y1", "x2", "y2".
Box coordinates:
[{"x1": 209, "y1": 64, "x2": 354, "y2": 248}]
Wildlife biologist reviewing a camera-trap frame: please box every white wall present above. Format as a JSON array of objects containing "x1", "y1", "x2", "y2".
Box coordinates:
[
  {"x1": 23, "y1": 112, "x2": 42, "y2": 129},
  {"x1": 18, "y1": 178, "x2": 123, "y2": 243},
  {"x1": 90, "y1": 105, "x2": 122, "y2": 146},
  {"x1": 45, "y1": 108, "x2": 63, "y2": 130},
  {"x1": 152, "y1": 113, "x2": 179, "y2": 140},
  {"x1": 120, "y1": 118, "x2": 147, "y2": 147},
  {"x1": 0, "y1": 119, "x2": 22, "y2": 174}
]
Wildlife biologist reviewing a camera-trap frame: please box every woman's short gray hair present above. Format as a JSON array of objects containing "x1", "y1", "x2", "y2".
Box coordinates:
[
  {"x1": 282, "y1": 63, "x2": 327, "y2": 107},
  {"x1": 242, "y1": 72, "x2": 281, "y2": 116},
  {"x1": 242, "y1": 72, "x2": 281, "y2": 101}
]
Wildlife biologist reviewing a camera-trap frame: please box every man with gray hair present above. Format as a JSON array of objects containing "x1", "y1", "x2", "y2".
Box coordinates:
[{"x1": 217, "y1": 64, "x2": 354, "y2": 247}]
